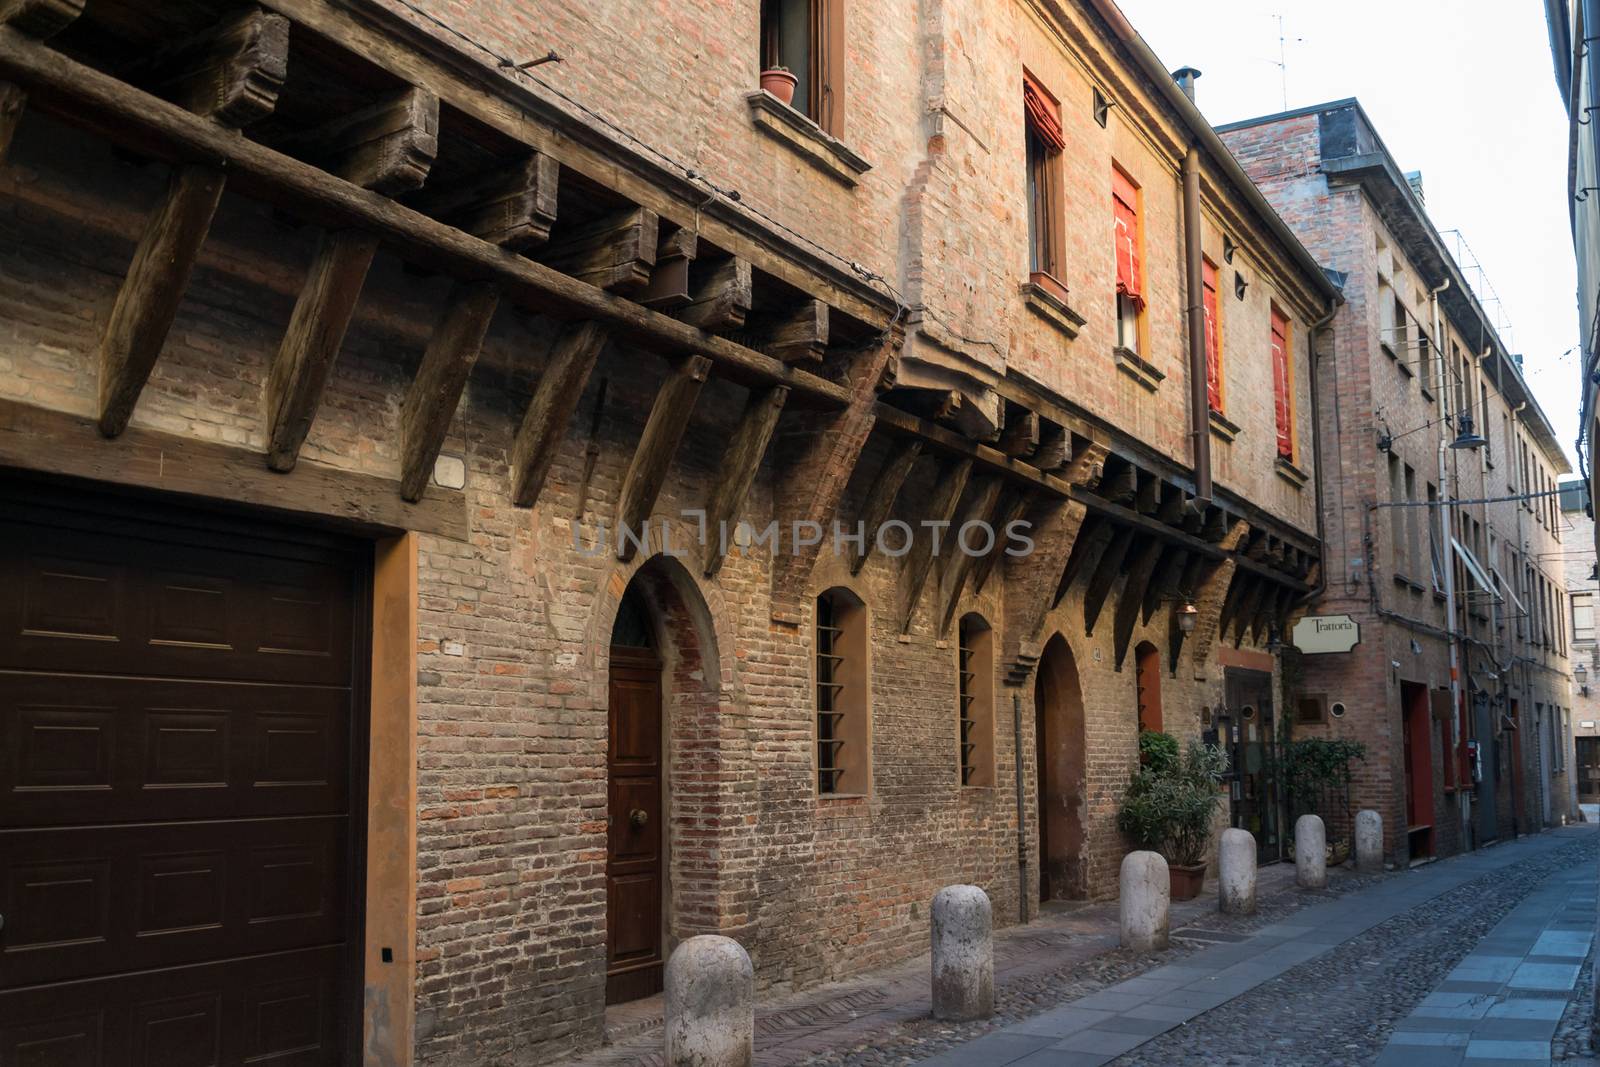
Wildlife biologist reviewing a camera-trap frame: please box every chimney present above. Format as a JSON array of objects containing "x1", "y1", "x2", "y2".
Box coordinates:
[
  {"x1": 1405, "y1": 169, "x2": 1425, "y2": 206},
  {"x1": 1171, "y1": 67, "x2": 1202, "y2": 104}
]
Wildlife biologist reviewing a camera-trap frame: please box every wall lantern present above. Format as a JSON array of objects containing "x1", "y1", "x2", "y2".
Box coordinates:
[
  {"x1": 1577, "y1": 663, "x2": 1589, "y2": 697},
  {"x1": 1176, "y1": 601, "x2": 1199, "y2": 634}
]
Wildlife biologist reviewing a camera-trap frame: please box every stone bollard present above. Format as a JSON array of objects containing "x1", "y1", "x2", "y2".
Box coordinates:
[
  {"x1": 930, "y1": 885, "x2": 994, "y2": 1021},
  {"x1": 1295, "y1": 814, "x2": 1327, "y2": 889},
  {"x1": 1355, "y1": 810, "x2": 1383, "y2": 873},
  {"x1": 664, "y1": 935, "x2": 754, "y2": 1067},
  {"x1": 1218, "y1": 828, "x2": 1257, "y2": 915},
  {"x1": 1119, "y1": 851, "x2": 1170, "y2": 952}
]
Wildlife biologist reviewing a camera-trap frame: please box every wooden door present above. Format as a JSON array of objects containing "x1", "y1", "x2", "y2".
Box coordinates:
[
  {"x1": 1224, "y1": 669, "x2": 1281, "y2": 864},
  {"x1": 0, "y1": 484, "x2": 363, "y2": 1064},
  {"x1": 606, "y1": 645, "x2": 664, "y2": 1004}
]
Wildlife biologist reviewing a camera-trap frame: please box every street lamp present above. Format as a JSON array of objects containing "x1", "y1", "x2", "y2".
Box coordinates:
[
  {"x1": 1176, "y1": 601, "x2": 1198, "y2": 634},
  {"x1": 1577, "y1": 663, "x2": 1589, "y2": 697},
  {"x1": 1448, "y1": 412, "x2": 1487, "y2": 450}
]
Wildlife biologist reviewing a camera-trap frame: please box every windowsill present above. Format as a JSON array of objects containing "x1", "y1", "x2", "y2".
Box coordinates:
[
  {"x1": 1392, "y1": 573, "x2": 1424, "y2": 593},
  {"x1": 1113, "y1": 345, "x2": 1164, "y2": 392},
  {"x1": 1420, "y1": 386, "x2": 1434, "y2": 403},
  {"x1": 1021, "y1": 273, "x2": 1085, "y2": 340},
  {"x1": 1396, "y1": 359, "x2": 1414, "y2": 379},
  {"x1": 1209, "y1": 409, "x2": 1241, "y2": 442},
  {"x1": 1381, "y1": 341, "x2": 1398, "y2": 361},
  {"x1": 818, "y1": 792, "x2": 868, "y2": 803},
  {"x1": 1275, "y1": 457, "x2": 1308, "y2": 488},
  {"x1": 746, "y1": 90, "x2": 871, "y2": 186}
]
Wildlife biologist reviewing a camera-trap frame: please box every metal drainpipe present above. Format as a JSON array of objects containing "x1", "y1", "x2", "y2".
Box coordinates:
[
  {"x1": 1013, "y1": 691, "x2": 1028, "y2": 924},
  {"x1": 1303, "y1": 301, "x2": 1340, "y2": 605},
  {"x1": 1183, "y1": 147, "x2": 1212, "y2": 507}
]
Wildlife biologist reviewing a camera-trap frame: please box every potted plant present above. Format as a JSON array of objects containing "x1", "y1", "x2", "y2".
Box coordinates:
[
  {"x1": 761, "y1": 65, "x2": 797, "y2": 106},
  {"x1": 1118, "y1": 732, "x2": 1230, "y2": 901}
]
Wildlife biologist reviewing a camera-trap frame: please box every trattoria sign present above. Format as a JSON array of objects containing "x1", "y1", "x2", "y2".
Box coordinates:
[{"x1": 1290, "y1": 614, "x2": 1361, "y2": 654}]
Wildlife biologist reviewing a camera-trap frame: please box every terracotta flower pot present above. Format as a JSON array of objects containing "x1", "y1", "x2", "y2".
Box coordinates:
[
  {"x1": 761, "y1": 68, "x2": 798, "y2": 106},
  {"x1": 1168, "y1": 861, "x2": 1207, "y2": 901}
]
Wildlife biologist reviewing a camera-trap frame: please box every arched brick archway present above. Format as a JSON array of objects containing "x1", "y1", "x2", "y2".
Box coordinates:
[
  {"x1": 593, "y1": 552, "x2": 744, "y2": 1002},
  {"x1": 1035, "y1": 632, "x2": 1087, "y2": 901}
]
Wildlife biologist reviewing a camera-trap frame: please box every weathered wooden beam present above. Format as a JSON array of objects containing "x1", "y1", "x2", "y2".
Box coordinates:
[
  {"x1": 1098, "y1": 459, "x2": 1137, "y2": 506},
  {"x1": 129, "y1": 7, "x2": 288, "y2": 128},
  {"x1": 1055, "y1": 515, "x2": 1112, "y2": 607},
  {"x1": 1216, "y1": 571, "x2": 1248, "y2": 641},
  {"x1": 849, "y1": 437, "x2": 922, "y2": 575},
  {"x1": 1230, "y1": 577, "x2": 1268, "y2": 647},
  {"x1": 0, "y1": 398, "x2": 467, "y2": 540},
  {"x1": 969, "y1": 486, "x2": 1029, "y2": 595},
  {"x1": 97, "y1": 164, "x2": 227, "y2": 438},
  {"x1": 0, "y1": 0, "x2": 81, "y2": 38},
  {"x1": 510, "y1": 320, "x2": 609, "y2": 507},
  {"x1": 264, "y1": 230, "x2": 380, "y2": 471},
  {"x1": 399, "y1": 280, "x2": 500, "y2": 502},
  {"x1": 676, "y1": 255, "x2": 752, "y2": 332},
  {"x1": 281, "y1": 85, "x2": 439, "y2": 195},
  {"x1": 751, "y1": 297, "x2": 828, "y2": 364},
  {"x1": 1156, "y1": 487, "x2": 1185, "y2": 525},
  {"x1": 542, "y1": 205, "x2": 659, "y2": 294},
  {"x1": 999, "y1": 407, "x2": 1039, "y2": 457},
  {"x1": 702, "y1": 383, "x2": 788, "y2": 577},
  {"x1": 1141, "y1": 545, "x2": 1188, "y2": 625},
  {"x1": 0, "y1": 80, "x2": 19, "y2": 163},
  {"x1": 639, "y1": 227, "x2": 698, "y2": 310},
  {"x1": 615, "y1": 354, "x2": 712, "y2": 560},
  {"x1": 1134, "y1": 472, "x2": 1159, "y2": 515},
  {"x1": 1034, "y1": 421, "x2": 1069, "y2": 470},
  {"x1": 898, "y1": 456, "x2": 972, "y2": 633},
  {"x1": 936, "y1": 475, "x2": 1004, "y2": 636},
  {"x1": 1083, "y1": 531, "x2": 1133, "y2": 636},
  {"x1": 0, "y1": 32, "x2": 848, "y2": 406},
  {"x1": 409, "y1": 152, "x2": 559, "y2": 250},
  {"x1": 1114, "y1": 537, "x2": 1166, "y2": 670}
]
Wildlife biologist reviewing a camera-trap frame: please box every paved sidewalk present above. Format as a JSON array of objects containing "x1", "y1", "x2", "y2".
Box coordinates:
[
  {"x1": 572, "y1": 862, "x2": 1335, "y2": 1066},
  {"x1": 1375, "y1": 861, "x2": 1596, "y2": 1066},
  {"x1": 917, "y1": 828, "x2": 1593, "y2": 1067}
]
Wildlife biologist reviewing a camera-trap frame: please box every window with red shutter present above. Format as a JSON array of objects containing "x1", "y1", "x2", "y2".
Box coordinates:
[
  {"x1": 1202, "y1": 259, "x2": 1221, "y2": 412},
  {"x1": 1112, "y1": 168, "x2": 1143, "y2": 308},
  {"x1": 1271, "y1": 307, "x2": 1293, "y2": 459},
  {"x1": 1024, "y1": 71, "x2": 1065, "y2": 285}
]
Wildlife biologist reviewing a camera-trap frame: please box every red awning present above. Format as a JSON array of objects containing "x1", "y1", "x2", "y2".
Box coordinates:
[
  {"x1": 1024, "y1": 73, "x2": 1065, "y2": 152},
  {"x1": 1113, "y1": 170, "x2": 1143, "y2": 307}
]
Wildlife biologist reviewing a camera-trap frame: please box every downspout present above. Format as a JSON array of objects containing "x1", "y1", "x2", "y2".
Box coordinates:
[
  {"x1": 1304, "y1": 300, "x2": 1340, "y2": 605},
  {"x1": 1013, "y1": 692, "x2": 1027, "y2": 924},
  {"x1": 1183, "y1": 147, "x2": 1212, "y2": 506},
  {"x1": 1428, "y1": 278, "x2": 1450, "y2": 420}
]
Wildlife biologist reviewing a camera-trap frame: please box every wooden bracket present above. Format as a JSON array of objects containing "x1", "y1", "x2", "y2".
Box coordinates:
[
  {"x1": 702, "y1": 383, "x2": 788, "y2": 577},
  {"x1": 97, "y1": 164, "x2": 227, "y2": 438},
  {"x1": 747, "y1": 297, "x2": 828, "y2": 364},
  {"x1": 265, "y1": 230, "x2": 380, "y2": 471},
  {"x1": 1054, "y1": 516, "x2": 1111, "y2": 608},
  {"x1": 128, "y1": 7, "x2": 289, "y2": 128},
  {"x1": 280, "y1": 85, "x2": 439, "y2": 195},
  {"x1": 615, "y1": 354, "x2": 712, "y2": 560},
  {"x1": 999, "y1": 407, "x2": 1039, "y2": 458},
  {"x1": 0, "y1": 80, "x2": 20, "y2": 164},
  {"x1": 898, "y1": 456, "x2": 972, "y2": 634},
  {"x1": 1082, "y1": 530, "x2": 1133, "y2": 635},
  {"x1": 542, "y1": 205, "x2": 659, "y2": 294},
  {"x1": 1141, "y1": 546, "x2": 1189, "y2": 625},
  {"x1": 1034, "y1": 421, "x2": 1070, "y2": 470},
  {"x1": 968, "y1": 486, "x2": 1029, "y2": 596},
  {"x1": 676, "y1": 254, "x2": 752, "y2": 332},
  {"x1": 638, "y1": 227, "x2": 699, "y2": 310},
  {"x1": 0, "y1": 0, "x2": 83, "y2": 38},
  {"x1": 410, "y1": 152, "x2": 559, "y2": 251},
  {"x1": 849, "y1": 437, "x2": 922, "y2": 575},
  {"x1": 936, "y1": 475, "x2": 1004, "y2": 637},
  {"x1": 1113, "y1": 537, "x2": 1166, "y2": 670},
  {"x1": 510, "y1": 321, "x2": 609, "y2": 508},
  {"x1": 399, "y1": 281, "x2": 500, "y2": 501}
]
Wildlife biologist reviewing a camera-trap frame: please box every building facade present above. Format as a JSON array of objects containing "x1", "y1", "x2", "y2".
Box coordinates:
[
  {"x1": 0, "y1": 1, "x2": 1335, "y2": 1065},
  {"x1": 1558, "y1": 479, "x2": 1597, "y2": 808},
  {"x1": 1220, "y1": 100, "x2": 1575, "y2": 868}
]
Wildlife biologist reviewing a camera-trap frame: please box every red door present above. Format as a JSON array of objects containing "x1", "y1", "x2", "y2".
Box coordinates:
[
  {"x1": 0, "y1": 485, "x2": 363, "y2": 1063},
  {"x1": 1401, "y1": 682, "x2": 1434, "y2": 858},
  {"x1": 606, "y1": 646, "x2": 664, "y2": 1004}
]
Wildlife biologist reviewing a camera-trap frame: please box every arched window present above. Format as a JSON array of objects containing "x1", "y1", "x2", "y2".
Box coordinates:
[
  {"x1": 816, "y1": 588, "x2": 870, "y2": 795},
  {"x1": 1135, "y1": 640, "x2": 1162, "y2": 734},
  {"x1": 958, "y1": 614, "x2": 995, "y2": 787}
]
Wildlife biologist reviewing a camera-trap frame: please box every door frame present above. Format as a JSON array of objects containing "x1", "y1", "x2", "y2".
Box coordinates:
[{"x1": 605, "y1": 642, "x2": 668, "y2": 1004}]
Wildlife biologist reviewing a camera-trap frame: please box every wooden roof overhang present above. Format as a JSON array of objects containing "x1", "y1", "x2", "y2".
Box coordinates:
[{"x1": 0, "y1": 2, "x2": 899, "y2": 541}]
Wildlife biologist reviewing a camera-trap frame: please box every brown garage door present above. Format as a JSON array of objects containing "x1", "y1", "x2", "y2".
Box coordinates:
[{"x1": 0, "y1": 486, "x2": 365, "y2": 1065}]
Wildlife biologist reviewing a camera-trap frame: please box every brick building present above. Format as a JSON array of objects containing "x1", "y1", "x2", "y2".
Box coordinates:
[
  {"x1": 1220, "y1": 100, "x2": 1575, "y2": 867},
  {"x1": 1558, "y1": 478, "x2": 1597, "y2": 807},
  {"x1": 0, "y1": 1, "x2": 1335, "y2": 1064}
]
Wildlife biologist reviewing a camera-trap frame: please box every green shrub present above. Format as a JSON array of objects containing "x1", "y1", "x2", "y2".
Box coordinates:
[{"x1": 1117, "y1": 734, "x2": 1230, "y2": 867}]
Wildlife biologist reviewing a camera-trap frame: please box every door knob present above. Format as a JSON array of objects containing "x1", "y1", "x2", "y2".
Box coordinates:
[{"x1": 629, "y1": 808, "x2": 649, "y2": 828}]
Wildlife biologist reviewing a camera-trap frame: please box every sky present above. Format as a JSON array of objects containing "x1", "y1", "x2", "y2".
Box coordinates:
[{"x1": 1117, "y1": 0, "x2": 1583, "y2": 469}]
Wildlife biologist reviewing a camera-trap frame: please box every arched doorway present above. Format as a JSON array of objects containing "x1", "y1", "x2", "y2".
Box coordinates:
[
  {"x1": 1035, "y1": 633, "x2": 1087, "y2": 901},
  {"x1": 601, "y1": 556, "x2": 725, "y2": 1005},
  {"x1": 1135, "y1": 640, "x2": 1162, "y2": 734},
  {"x1": 606, "y1": 582, "x2": 665, "y2": 1004}
]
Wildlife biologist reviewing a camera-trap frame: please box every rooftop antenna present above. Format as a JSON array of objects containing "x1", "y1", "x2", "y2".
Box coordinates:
[{"x1": 1273, "y1": 15, "x2": 1300, "y2": 111}]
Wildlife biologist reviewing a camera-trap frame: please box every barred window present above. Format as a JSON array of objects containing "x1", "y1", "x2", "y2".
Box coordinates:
[
  {"x1": 958, "y1": 614, "x2": 994, "y2": 787},
  {"x1": 816, "y1": 588, "x2": 869, "y2": 795}
]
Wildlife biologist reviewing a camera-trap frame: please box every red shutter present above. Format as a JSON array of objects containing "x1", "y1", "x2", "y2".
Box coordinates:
[
  {"x1": 1202, "y1": 260, "x2": 1221, "y2": 411},
  {"x1": 1113, "y1": 169, "x2": 1143, "y2": 308},
  {"x1": 1023, "y1": 73, "x2": 1065, "y2": 152},
  {"x1": 1271, "y1": 308, "x2": 1293, "y2": 459}
]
